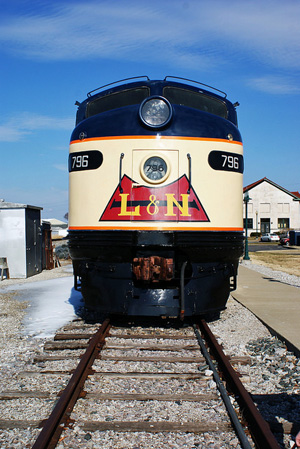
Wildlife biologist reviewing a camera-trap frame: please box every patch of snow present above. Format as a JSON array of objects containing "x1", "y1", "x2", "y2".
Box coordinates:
[{"x1": 2, "y1": 277, "x2": 84, "y2": 338}]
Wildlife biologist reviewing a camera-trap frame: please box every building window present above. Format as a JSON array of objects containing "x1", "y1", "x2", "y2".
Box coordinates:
[
  {"x1": 278, "y1": 218, "x2": 289, "y2": 229},
  {"x1": 278, "y1": 203, "x2": 290, "y2": 213},
  {"x1": 260, "y1": 203, "x2": 270, "y2": 213},
  {"x1": 243, "y1": 218, "x2": 253, "y2": 229}
]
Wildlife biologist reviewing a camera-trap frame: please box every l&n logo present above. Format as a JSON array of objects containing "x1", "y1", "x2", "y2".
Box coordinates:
[{"x1": 99, "y1": 175, "x2": 210, "y2": 222}]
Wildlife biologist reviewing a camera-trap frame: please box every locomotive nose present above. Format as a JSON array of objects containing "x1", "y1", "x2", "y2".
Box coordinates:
[{"x1": 139, "y1": 96, "x2": 172, "y2": 129}]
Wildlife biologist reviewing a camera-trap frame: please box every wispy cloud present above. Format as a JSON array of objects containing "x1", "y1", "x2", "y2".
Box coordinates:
[
  {"x1": 54, "y1": 163, "x2": 67, "y2": 172},
  {"x1": 0, "y1": 0, "x2": 299, "y2": 72},
  {"x1": 0, "y1": 113, "x2": 73, "y2": 142},
  {"x1": 248, "y1": 76, "x2": 300, "y2": 95}
]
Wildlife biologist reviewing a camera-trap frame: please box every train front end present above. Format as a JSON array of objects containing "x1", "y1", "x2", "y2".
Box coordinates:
[{"x1": 68, "y1": 77, "x2": 244, "y2": 317}]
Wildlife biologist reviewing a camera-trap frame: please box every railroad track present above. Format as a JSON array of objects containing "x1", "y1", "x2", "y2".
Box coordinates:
[
  {"x1": 1, "y1": 315, "x2": 282, "y2": 448},
  {"x1": 0, "y1": 316, "x2": 283, "y2": 448}
]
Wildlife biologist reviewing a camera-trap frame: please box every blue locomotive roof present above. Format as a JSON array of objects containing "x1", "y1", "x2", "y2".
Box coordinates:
[{"x1": 75, "y1": 77, "x2": 239, "y2": 127}]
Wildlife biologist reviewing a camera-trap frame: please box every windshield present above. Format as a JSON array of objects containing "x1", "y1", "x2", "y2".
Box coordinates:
[
  {"x1": 163, "y1": 86, "x2": 228, "y2": 119},
  {"x1": 86, "y1": 87, "x2": 150, "y2": 118}
]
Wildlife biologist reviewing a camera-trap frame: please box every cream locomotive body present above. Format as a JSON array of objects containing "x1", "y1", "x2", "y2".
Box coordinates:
[{"x1": 68, "y1": 77, "x2": 244, "y2": 318}]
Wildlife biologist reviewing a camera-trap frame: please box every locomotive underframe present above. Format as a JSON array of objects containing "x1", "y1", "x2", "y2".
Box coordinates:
[{"x1": 69, "y1": 230, "x2": 244, "y2": 317}]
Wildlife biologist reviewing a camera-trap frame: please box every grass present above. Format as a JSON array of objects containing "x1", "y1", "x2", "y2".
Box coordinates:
[{"x1": 249, "y1": 251, "x2": 300, "y2": 277}]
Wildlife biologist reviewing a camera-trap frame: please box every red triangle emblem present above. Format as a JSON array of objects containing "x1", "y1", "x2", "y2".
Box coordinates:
[{"x1": 100, "y1": 175, "x2": 210, "y2": 222}]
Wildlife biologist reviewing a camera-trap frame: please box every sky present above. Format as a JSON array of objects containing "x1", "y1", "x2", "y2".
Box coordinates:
[{"x1": 0, "y1": 0, "x2": 299, "y2": 220}]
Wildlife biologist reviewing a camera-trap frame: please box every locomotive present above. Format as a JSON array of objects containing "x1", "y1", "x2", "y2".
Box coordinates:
[{"x1": 68, "y1": 76, "x2": 244, "y2": 318}]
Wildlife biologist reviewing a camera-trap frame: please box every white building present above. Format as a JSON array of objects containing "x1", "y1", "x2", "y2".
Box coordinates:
[
  {"x1": 42, "y1": 219, "x2": 68, "y2": 238},
  {"x1": 243, "y1": 178, "x2": 300, "y2": 235},
  {"x1": 0, "y1": 201, "x2": 43, "y2": 278}
]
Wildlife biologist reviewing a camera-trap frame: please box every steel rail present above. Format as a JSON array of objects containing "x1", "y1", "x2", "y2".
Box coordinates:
[
  {"x1": 193, "y1": 324, "x2": 252, "y2": 449},
  {"x1": 196, "y1": 319, "x2": 281, "y2": 449},
  {"x1": 32, "y1": 318, "x2": 111, "y2": 449}
]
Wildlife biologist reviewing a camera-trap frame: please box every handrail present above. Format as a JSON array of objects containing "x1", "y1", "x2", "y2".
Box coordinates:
[
  {"x1": 119, "y1": 153, "x2": 125, "y2": 193},
  {"x1": 187, "y1": 153, "x2": 192, "y2": 194},
  {"x1": 164, "y1": 76, "x2": 227, "y2": 98},
  {"x1": 87, "y1": 76, "x2": 227, "y2": 98},
  {"x1": 87, "y1": 76, "x2": 150, "y2": 97}
]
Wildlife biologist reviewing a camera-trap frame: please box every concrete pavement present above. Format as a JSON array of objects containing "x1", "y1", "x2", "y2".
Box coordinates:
[{"x1": 232, "y1": 265, "x2": 300, "y2": 355}]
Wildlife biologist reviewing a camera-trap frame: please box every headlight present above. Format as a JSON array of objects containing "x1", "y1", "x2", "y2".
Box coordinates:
[
  {"x1": 139, "y1": 96, "x2": 172, "y2": 128},
  {"x1": 141, "y1": 155, "x2": 169, "y2": 183}
]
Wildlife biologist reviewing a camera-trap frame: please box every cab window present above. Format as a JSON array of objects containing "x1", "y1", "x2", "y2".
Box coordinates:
[
  {"x1": 163, "y1": 87, "x2": 228, "y2": 119},
  {"x1": 86, "y1": 87, "x2": 150, "y2": 118}
]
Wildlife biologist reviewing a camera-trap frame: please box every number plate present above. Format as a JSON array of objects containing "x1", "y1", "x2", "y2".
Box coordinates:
[
  {"x1": 208, "y1": 150, "x2": 243, "y2": 173},
  {"x1": 68, "y1": 150, "x2": 103, "y2": 172}
]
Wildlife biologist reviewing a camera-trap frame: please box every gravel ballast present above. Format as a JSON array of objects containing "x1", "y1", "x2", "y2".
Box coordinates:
[{"x1": 0, "y1": 262, "x2": 299, "y2": 448}]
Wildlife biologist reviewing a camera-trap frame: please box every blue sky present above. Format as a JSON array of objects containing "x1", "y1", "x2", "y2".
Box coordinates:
[{"x1": 1, "y1": 0, "x2": 299, "y2": 220}]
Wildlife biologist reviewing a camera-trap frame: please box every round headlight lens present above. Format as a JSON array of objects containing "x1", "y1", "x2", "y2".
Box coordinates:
[
  {"x1": 140, "y1": 97, "x2": 172, "y2": 128},
  {"x1": 142, "y1": 156, "x2": 168, "y2": 182}
]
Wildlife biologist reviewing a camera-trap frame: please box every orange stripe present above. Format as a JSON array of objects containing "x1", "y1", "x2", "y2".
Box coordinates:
[
  {"x1": 69, "y1": 226, "x2": 243, "y2": 232},
  {"x1": 70, "y1": 136, "x2": 243, "y2": 146}
]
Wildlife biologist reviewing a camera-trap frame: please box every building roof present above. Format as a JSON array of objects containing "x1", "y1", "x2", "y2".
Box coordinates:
[
  {"x1": 243, "y1": 177, "x2": 300, "y2": 201},
  {"x1": 0, "y1": 200, "x2": 42, "y2": 210},
  {"x1": 42, "y1": 218, "x2": 68, "y2": 228}
]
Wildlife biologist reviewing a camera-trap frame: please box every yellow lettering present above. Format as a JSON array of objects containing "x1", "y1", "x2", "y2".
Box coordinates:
[
  {"x1": 146, "y1": 195, "x2": 159, "y2": 215},
  {"x1": 165, "y1": 193, "x2": 191, "y2": 217},
  {"x1": 118, "y1": 194, "x2": 141, "y2": 216}
]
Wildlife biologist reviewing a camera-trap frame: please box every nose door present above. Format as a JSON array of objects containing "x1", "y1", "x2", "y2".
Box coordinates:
[{"x1": 131, "y1": 149, "x2": 180, "y2": 223}]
